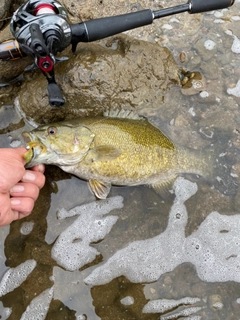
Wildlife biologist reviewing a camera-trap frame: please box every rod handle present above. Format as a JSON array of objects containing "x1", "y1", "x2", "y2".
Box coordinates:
[{"x1": 189, "y1": 0, "x2": 235, "y2": 14}]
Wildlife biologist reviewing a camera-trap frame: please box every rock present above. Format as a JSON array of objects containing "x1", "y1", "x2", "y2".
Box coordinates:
[
  {"x1": 0, "y1": 0, "x2": 11, "y2": 29},
  {"x1": 15, "y1": 34, "x2": 180, "y2": 124}
]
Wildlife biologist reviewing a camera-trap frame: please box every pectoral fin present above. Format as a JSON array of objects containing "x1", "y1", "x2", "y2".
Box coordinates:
[
  {"x1": 87, "y1": 145, "x2": 122, "y2": 163},
  {"x1": 151, "y1": 175, "x2": 177, "y2": 197},
  {"x1": 88, "y1": 179, "x2": 112, "y2": 199}
]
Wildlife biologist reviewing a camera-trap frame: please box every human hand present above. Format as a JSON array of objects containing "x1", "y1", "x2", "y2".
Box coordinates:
[{"x1": 0, "y1": 148, "x2": 45, "y2": 226}]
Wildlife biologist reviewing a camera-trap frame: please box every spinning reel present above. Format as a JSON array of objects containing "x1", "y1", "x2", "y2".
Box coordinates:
[{"x1": 0, "y1": 0, "x2": 235, "y2": 107}]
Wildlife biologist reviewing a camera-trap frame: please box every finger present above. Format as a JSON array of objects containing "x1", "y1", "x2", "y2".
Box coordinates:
[
  {"x1": 10, "y1": 183, "x2": 40, "y2": 201},
  {"x1": 10, "y1": 197, "x2": 35, "y2": 216},
  {"x1": 0, "y1": 194, "x2": 14, "y2": 226},
  {"x1": 11, "y1": 210, "x2": 32, "y2": 222},
  {"x1": 0, "y1": 211, "x2": 17, "y2": 226},
  {"x1": 0, "y1": 148, "x2": 26, "y2": 193},
  {"x1": 14, "y1": 147, "x2": 28, "y2": 165},
  {"x1": 21, "y1": 170, "x2": 46, "y2": 189},
  {"x1": 31, "y1": 164, "x2": 45, "y2": 174}
]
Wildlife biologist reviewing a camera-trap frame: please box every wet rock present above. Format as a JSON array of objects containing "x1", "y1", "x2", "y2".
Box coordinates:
[
  {"x1": 200, "y1": 60, "x2": 221, "y2": 80},
  {"x1": 15, "y1": 34, "x2": 180, "y2": 124},
  {"x1": 0, "y1": 0, "x2": 11, "y2": 29},
  {"x1": 0, "y1": 24, "x2": 32, "y2": 86},
  {"x1": 181, "y1": 71, "x2": 207, "y2": 96}
]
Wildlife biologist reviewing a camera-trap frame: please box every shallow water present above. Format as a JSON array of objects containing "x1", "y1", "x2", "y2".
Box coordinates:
[{"x1": 1, "y1": 1, "x2": 240, "y2": 319}]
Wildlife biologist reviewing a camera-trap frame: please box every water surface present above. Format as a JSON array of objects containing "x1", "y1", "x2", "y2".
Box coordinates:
[{"x1": 1, "y1": 1, "x2": 240, "y2": 319}]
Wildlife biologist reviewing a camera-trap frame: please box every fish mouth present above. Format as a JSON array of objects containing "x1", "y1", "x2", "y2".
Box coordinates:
[{"x1": 22, "y1": 132, "x2": 47, "y2": 165}]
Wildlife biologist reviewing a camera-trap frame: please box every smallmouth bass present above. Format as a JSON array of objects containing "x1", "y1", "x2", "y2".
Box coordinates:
[{"x1": 22, "y1": 111, "x2": 212, "y2": 199}]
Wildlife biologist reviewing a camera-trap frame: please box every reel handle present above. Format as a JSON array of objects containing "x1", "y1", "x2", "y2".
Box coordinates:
[{"x1": 47, "y1": 82, "x2": 65, "y2": 107}]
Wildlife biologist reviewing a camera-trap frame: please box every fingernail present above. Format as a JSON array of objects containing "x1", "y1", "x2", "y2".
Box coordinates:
[
  {"x1": 23, "y1": 171, "x2": 36, "y2": 181},
  {"x1": 10, "y1": 185, "x2": 25, "y2": 193},
  {"x1": 11, "y1": 199, "x2": 21, "y2": 206}
]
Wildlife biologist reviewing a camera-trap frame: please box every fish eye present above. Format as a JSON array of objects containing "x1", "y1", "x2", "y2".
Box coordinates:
[{"x1": 48, "y1": 127, "x2": 57, "y2": 135}]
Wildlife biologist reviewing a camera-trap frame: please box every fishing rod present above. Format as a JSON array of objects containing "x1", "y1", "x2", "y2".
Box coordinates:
[{"x1": 0, "y1": 0, "x2": 235, "y2": 107}]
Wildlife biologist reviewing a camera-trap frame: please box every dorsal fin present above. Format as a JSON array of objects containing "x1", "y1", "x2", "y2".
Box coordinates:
[{"x1": 103, "y1": 108, "x2": 144, "y2": 120}]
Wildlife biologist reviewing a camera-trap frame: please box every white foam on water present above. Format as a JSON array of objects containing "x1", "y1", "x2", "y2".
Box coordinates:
[
  {"x1": 204, "y1": 40, "x2": 216, "y2": 51},
  {"x1": 85, "y1": 177, "x2": 240, "y2": 286},
  {"x1": 160, "y1": 307, "x2": 203, "y2": 320},
  {"x1": 212, "y1": 302, "x2": 223, "y2": 310},
  {"x1": 188, "y1": 107, "x2": 196, "y2": 116},
  {"x1": 120, "y1": 296, "x2": 134, "y2": 306},
  {"x1": 9, "y1": 139, "x2": 21, "y2": 148},
  {"x1": 162, "y1": 24, "x2": 173, "y2": 30},
  {"x1": 0, "y1": 260, "x2": 37, "y2": 297},
  {"x1": 231, "y1": 16, "x2": 240, "y2": 21},
  {"x1": 0, "y1": 301, "x2": 12, "y2": 320},
  {"x1": 142, "y1": 297, "x2": 201, "y2": 313},
  {"x1": 76, "y1": 315, "x2": 87, "y2": 320},
  {"x1": 214, "y1": 11, "x2": 224, "y2": 18},
  {"x1": 199, "y1": 91, "x2": 209, "y2": 98},
  {"x1": 231, "y1": 35, "x2": 240, "y2": 53},
  {"x1": 173, "y1": 317, "x2": 202, "y2": 320},
  {"x1": 185, "y1": 211, "x2": 240, "y2": 283},
  {"x1": 225, "y1": 29, "x2": 233, "y2": 36},
  {"x1": 214, "y1": 19, "x2": 224, "y2": 24},
  {"x1": 20, "y1": 222, "x2": 34, "y2": 235},
  {"x1": 227, "y1": 80, "x2": 240, "y2": 97},
  {"x1": 20, "y1": 287, "x2": 53, "y2": 320},
  {"x1": 169, "y1": 18, "x2": 179, "y2": 23},
  {"x1": 85, "y1": 178, "x2": 196, "y2": 285},
  {"x1": 52, "y1": 196, "x2": 123, "y2": 271}
]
